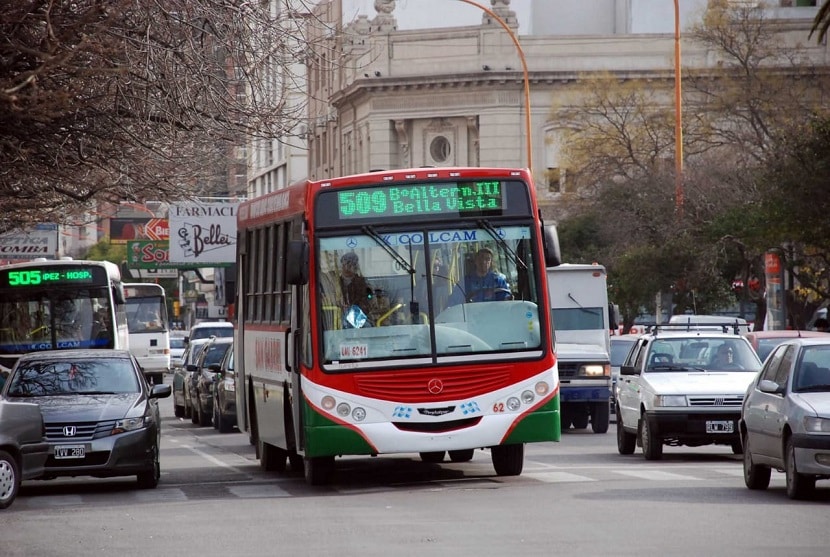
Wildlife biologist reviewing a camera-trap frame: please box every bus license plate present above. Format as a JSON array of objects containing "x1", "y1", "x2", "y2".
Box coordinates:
[
  {"x1": 706, "y1": 420, "x2": 734, "y2": 434},
  {"x1": 55, "y1": 445, "x2": 85, "y2": 459}
]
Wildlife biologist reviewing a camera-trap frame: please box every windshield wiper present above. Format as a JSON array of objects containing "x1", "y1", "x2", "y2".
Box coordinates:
[
  {"x1": 478, "y1": 219, "x2": 527, "y2": 271},
  {"x1": 362, "y1": 226, "x2": 415, "y2": 277}
]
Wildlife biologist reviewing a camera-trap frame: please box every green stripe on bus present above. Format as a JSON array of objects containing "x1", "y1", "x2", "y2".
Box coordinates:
[
  {"x1": 303, "y1": 406, "x2": 376, "y2": 457},
  {"x1": 503, "y1": 396, "x2": 561, "y2": 444}
]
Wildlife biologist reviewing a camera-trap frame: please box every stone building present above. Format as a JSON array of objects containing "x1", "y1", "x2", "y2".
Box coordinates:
[{"x1": 305, "y1": 0, "x2": 826, "y2": 217}]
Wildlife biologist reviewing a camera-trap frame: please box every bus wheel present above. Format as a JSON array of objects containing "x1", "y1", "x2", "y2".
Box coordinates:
[
  {"x1": 259, "y1": 442, "x2": 287, "y2": 473},
  {"x1": 304, "y1": 456, "x2": 334, "y2": 486},
  {"x1": 448, "y1": 449, "x2": 475, "y2": 462},
  {"x1": 419, "y1": 451, "x2": 445, "y2": 463},
  {"x1": 491, "y1": 444, "x2": 524, "y2": 476}
]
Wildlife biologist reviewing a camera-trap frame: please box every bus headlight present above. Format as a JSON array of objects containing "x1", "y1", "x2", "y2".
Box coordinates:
[
  {"x1": 321, "y1": 396, "x2": 336, "y2": 411},
  {"x1": 506, "y1": 397, "x2": 521, "y2": 411},
  {"x1": 352, "y1": 407, "x2": 366, "y2": 422},
  {"x1": 535, "y1": 381, "x2": 549, "y2": 396},
  {"x1": 336, "y1": 402, "x2": 351, "y2": 417},
  {"x1": 521, "y1": 390, "x2": 535, "y2": 404}
]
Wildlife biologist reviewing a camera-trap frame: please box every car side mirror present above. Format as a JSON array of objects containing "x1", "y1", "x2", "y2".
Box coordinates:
[
  {"x1": 186, "y1": 364, "x2": 197, "y2": 372},
  {"x1": 620, "y1": 364, "x2": 639, "y2": 376},
  {"x1": 758, "y1": 379, "x2": 783, "y2": 394}
]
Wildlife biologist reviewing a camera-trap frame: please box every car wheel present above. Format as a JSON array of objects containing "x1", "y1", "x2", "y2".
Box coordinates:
[
  {"x1": 198, "y1": 398, "x2": 211, "y2": 427},
  {"x1": 640, "y1": 416, "x2": 663, "y2": 460},
  {"x1": 212, "y1": 398, "x2": 220, "y2": 430},
  {"x1": 136, "y1": 443, "x2": 160, "y2": 489},
  {"x1": 0, "y1": 449, "x2": 20, "y2": 509},
  {"x1": 191, "y1": 399, "x2": 200, "y2": 424},
  {"x1": 616, "y1": 408, "x2": 636, "y2": 455},
  {"x1": 448, "y1": 449, "x2": 475, "y2": 462},
  {"x1": 304, "y1": 456, "x2": 335, "y2": 486},
  {"x1": 591, "y1": 401, "x2": 610, "y2": 434},
  {"x1": 419, "y1": 451, "x2": 445, "y2": 463},
  {"x1": 491, "y1": 443, "x2": 524, "y2": 476},
  {"x1": 742, "y1": 433, "x2": 770, "y2": 490},
  {"x1": 785, "y1": 437, "x2": 815, "y2": 500},
  {"x1": 731, "y1": 440, "x2": 743, "y2": 455},
  {"x1": 183, "y1": 395, "x2": 192, "y2": 419}
]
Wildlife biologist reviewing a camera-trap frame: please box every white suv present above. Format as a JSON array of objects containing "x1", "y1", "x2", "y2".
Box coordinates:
[
  {"x1": 186, "y1": 321, "x2": 233, "y2": 344},
  {"x1": 616, "y1": 323, "x2": 762, "y2": 460}
]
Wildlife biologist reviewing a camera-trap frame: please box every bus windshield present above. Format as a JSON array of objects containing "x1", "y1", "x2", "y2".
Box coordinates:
[
  {"x1": 318, "y1": 223, "x2": 543, "y2": 368},
  {"x1": 0, "y1": 287, "x2": 114, "y2": 355}
]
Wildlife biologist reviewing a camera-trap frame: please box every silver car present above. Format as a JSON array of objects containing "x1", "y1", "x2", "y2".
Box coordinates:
[
  {"x1": 740, "y1": 338, "x2": 830, "y2": 499},
  {"x1": 0, "y1": 400, "x2": 49, "y2": 509}
]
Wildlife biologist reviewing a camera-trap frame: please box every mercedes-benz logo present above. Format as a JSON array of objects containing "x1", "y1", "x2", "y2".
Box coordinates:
[
  {"x1": 63, "y1": 426, "x2": 77, "y2": 437},
  {"x1": 427, "y1": 378, "x2": 444, "y2": 395}
]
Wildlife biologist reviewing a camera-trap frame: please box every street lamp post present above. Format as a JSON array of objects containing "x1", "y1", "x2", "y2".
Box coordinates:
[
  {"x1": 457, "y1": 0, "x2": 533, "y2": 171},
  {"x1": 674, "y1": 0, "x2": 684, "y2": 217}
]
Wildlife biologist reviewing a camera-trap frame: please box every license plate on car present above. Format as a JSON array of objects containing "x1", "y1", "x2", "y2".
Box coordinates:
[
  {"x1": 54, "y1": 445, "x2": 85, "y2": 459},
  {"x1": 706, "y1": 420, "x2": 734, "y2": 433}
]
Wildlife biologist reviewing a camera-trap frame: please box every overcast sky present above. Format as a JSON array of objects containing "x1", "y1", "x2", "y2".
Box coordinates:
[{"x1": 342, "y1": 0, "x2": 532, "y2": 31}]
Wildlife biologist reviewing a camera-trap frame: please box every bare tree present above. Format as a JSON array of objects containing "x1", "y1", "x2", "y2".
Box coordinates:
[{"x1": 0, "y1": 0, "x2": 325, "y2": 233}]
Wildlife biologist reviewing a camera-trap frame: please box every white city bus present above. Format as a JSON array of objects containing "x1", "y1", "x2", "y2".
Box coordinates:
[
  {"x1": 0, "y1": 258, "x2": 129, "y2": 374},
  {"x1": 124, "y1": 283, "x2": 171, "y2": 385}
]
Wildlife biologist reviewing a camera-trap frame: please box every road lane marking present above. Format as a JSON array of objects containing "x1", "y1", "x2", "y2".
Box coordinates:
[
  {"x1": 525, "y1": 471, "x2": 597, "y2": 483},
  {"x1": 615, "y1": 470, "x2": 701, "y2": 481}
]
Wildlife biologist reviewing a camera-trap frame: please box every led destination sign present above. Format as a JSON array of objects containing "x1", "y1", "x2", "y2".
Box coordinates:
[
  {"x1": 1, "y1": 267, "x2": 98, "y2": 288},
  {"x1": 337, "y1": 182, "x2": 504, "y2": 220}
]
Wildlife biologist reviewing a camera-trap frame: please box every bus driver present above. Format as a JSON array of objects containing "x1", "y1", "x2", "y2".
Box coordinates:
[{"x1": 449, "y1": 248, "x2": 511, "y2": 305}]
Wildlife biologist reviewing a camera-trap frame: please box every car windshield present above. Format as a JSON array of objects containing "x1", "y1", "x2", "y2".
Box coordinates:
[
  {"x1": 6, "y1": 358, "x2": 140, "y2": 396},
  {"x1": 645, "y1": 338, "x2": 761, "y2": 372},
  {"x1": 191, "y1": 326, "x2": 233, "y2": 341},
  {"x1": 793, "y1": 346, "x2": 830, "y2": 392},
  {"x1": 611, "y1": 339, "x2": 636, "y2": 366},
  {"x1": 201, "y1": 344, "x2": 231, "y2": 367},
  {"x1": 170, "y1": 337, "x2": 186, "y2": 349}
]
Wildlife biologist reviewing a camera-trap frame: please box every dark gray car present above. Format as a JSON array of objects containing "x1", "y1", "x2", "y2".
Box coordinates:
[
  {"x1": 0, "y1": 400, "x2": 50, "y2": 509},
  {"x1": 1, "y1": 349, "x2": 171, "y2": 489}
]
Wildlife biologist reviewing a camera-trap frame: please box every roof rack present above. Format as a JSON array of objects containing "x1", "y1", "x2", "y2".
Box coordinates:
[{"x1": 650, "y1": 321, "x2": 746, "y2": 336}]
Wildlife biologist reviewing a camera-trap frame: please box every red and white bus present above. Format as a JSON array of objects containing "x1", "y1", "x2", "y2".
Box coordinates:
[{"x1": 235, "y1": 167, "x2": 562, "y2": 484}]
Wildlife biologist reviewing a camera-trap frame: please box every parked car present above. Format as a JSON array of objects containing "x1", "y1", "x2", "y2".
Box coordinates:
[
  {"x1": 617, "y1": 323, "x2": 762, "y2": 460},
  {"x1": 211, "y1": 344, "x2": 237, "y2": 433},
  {"x1": 743, "y1": 330, "x2": 830, "y2": 363},
  {"x1": 185, "y1": 321, "x2": 233, "y2": 346},
  {"x1": 189, "y1": 337, "x2": 233, "y2": 427},
  {"x1": 0, "y1": 400, "x2": 50, "y2": 509},
  {"x1": 740, "y1": 337, "x2": 830, "y2": 499},
  {"x1": 1, "y1": 349, "x2": 171, "y2": 489},
  {"x1": 172, "y1": 338, "x2": 211, "y2": 419},
  {"x1": 169, "y1": 335, "x2": 187, "y2": 363}
]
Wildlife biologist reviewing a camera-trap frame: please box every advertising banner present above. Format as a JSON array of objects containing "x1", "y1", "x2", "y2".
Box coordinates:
[
  {"x1": 0, "y1": 223, "x2": 58, "y2": 260},
  {"x1": 127, "y1": 240, "x2": 216, "y2": 270},
  {"x1": 110, "y1": 218, "x2": 151, "y2": 244},
  {"x1": 168, "y1": 201, "x2": 239, "y2": 265}
]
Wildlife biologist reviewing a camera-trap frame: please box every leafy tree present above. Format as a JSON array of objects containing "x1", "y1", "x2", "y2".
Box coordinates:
[{"x1": 81, "y1": 238, "x2": 126, "y2": 264}]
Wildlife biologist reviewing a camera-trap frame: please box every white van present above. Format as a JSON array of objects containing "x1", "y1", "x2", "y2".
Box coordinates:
[{"x1": 186, "y1": 321, "x2": 234, "y2": 345}]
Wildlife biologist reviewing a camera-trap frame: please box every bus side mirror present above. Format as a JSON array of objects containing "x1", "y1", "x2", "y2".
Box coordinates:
[
  {"x1": 286, "y1": 240, "x2": 309, "y2": 285},
  {"x1": 542, "y1": 224, "x2": 561, "y2": 267},
  {"x1": 609, "y1": 303, "x2": 620, "y2": 331},
  {"x1": 113, "y1": 283, "x2": 126, "y2": 305}
]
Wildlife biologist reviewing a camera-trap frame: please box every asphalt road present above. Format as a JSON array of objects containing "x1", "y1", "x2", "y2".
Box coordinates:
[{"x1": 3, "y1": 377, "x2": 828, "y2": 556}]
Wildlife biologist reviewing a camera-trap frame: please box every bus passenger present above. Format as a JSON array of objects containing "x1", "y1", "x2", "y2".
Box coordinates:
[
  {"x1": 449, "y1": 248, "x2": 511, "y2": 305},
  {"x1": 337, "y1": 252, "x2": 375, "y2": 327}
]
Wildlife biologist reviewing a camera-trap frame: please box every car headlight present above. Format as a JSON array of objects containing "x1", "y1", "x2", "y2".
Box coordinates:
[
  {"x1": 653, "y1": 395, "x2": 687, "y2": 407},
  {"x1": 113, "y1": 416, "x2": 147, "y2": 434},
  {"x1": 803, "y1": 416, "x2": 830, "y2": 433}
]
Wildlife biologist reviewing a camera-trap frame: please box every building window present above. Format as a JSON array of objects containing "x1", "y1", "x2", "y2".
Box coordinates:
[
  {"x1": 547, "y1": 167, "x2": 562, "y2": 193},
  {"x1": 429, "y1": 135, "x2": 451, "y2": 163}
]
